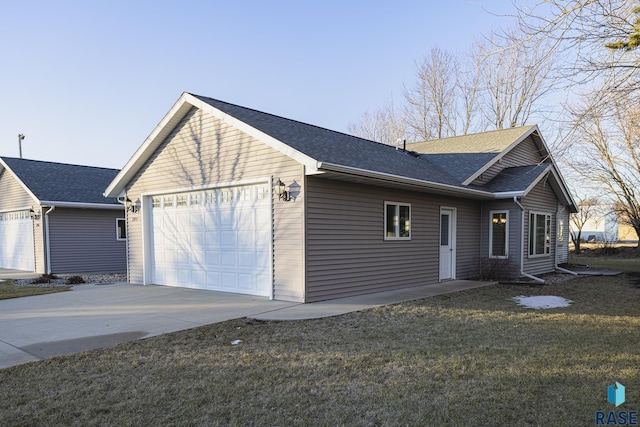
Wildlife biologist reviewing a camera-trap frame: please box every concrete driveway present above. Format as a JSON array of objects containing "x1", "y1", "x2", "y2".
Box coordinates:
[
  {"x1": 0, "y1": 277, "x2": 494, "y2": 370},
  {"x1": 0, "y1": 282, "x2": 300, "y2": 369}
]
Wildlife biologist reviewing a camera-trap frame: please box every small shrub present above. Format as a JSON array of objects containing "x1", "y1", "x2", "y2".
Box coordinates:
[
  {"x1": 475, "y1": 257, "x2": 516, "y2": 281},
  {"x1": 30, "y1": 274, "x2": 60, "y2": 285},
  {"x1": 66, "y1": 276, "x2": 86, "y2": 285},
  {"x1": 31, "y1": 276, "x2": 51, "y2": 284}
]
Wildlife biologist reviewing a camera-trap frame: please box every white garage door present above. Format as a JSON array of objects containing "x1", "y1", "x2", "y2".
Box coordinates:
[
  {"x1": 0, "y1": 210, "x2": 35, "y2": 271},
  {"x1": 150, "y1": 184, "x2": 271, "y2": 296}
]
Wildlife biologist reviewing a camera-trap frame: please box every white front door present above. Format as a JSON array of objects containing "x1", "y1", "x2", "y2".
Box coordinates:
[{"x1": 439, "y1": 208, "x2": 456, "y2": 281}]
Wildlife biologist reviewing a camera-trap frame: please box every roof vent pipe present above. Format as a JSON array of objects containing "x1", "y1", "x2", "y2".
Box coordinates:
[{"x1": 403, "y1": 139, "x2": 406, "y2": 152}]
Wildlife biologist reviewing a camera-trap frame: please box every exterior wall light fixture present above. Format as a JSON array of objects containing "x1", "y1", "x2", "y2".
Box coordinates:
[
  {"x1": 126, "y1": 198, "x2": 141, "y2": 213},
  {"x1": 275, "y1": 179, "x2": 290, "y2": 201}
]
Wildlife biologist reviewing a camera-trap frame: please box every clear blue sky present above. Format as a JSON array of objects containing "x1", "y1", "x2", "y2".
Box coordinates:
[{"x1": 1, "y1": 1, "x2": 516, "y2": 169}]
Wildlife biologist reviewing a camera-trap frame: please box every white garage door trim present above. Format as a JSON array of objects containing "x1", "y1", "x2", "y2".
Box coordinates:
[
  {"x1": 0, "y1": 210, "x2": 35, "y2": 271},
  {"x1": 142, "y1": 179, "x2": 273, "y2": 298}
]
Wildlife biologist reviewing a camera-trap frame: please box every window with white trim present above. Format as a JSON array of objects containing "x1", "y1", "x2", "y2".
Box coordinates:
[
  {"x1": 557, "y1": 218, "x2": 565, "y2": 246},
  {"x1": 489, "y1": 210, "x2": 509, "y2": 258},
  {"x1": 529, "y1": 212, "x2": 551, "y2": 256},
  {"x1": 116, "y1": 218, "x2": 126, "y2": 241},
  {"x1": 384, "y1": 202, "x2": 411, "y2": 240}
]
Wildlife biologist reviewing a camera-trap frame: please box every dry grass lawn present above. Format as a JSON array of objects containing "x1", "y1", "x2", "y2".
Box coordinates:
[
  {"x1": 0, "y1": 279, "x2": 69, "y2": 300},
  {"x1": 1, "y1": 273, "x2": 639, "y2": 426}
]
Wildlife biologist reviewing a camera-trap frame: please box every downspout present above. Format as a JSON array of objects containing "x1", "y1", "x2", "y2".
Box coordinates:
[
  {"x1": 116, "y1": 195, "x2": 130, "y2": 284},
  {"x1": 513, "y1": 196, "x2": 545, "y2": 283},
  {"x1": 555, "y1": 206, "x2": 578, "y2": 276},
  {"x1": 44, "y1": 206, "x2": 55, "y2": 275}
]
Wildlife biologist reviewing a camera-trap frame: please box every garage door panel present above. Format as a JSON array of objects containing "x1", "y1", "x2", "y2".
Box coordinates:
[
  {"x1": 191, "y1": 270, "x2": 206, "y2": 287},
  {"x1": 238, "y1": 251, "x2": 257, "y2": 268},
  {"x1": 238, "y1": 273, "x2": 255, "y2": 291},
  {"x1": 150, "y1": 184, "x2": 271, "y2": 296},
  {"x1": 221, "y1": 272, "x2": 237, "y2": 289},
  {"x1": 205, "y1": 250, "x2": 220, "y2": 266},
  {"x1": 206, "y1": 272, "x2": 220, "y2": 287},
  {"x1": 220, "y1": 230, "x2": 236, "y2": 248},
  {"x1": 220, "y1": 251, "x2": 236, "y2": 267}
]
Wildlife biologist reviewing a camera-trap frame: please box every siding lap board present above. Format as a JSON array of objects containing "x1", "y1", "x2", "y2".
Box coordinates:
[{"x1": 305, "y1": 177, "x2": 481, "y2": 302}]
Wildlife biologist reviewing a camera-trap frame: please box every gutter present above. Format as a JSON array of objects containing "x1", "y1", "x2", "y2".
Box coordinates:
[
  {"x1": 44, "y1": 206, "x2": 55, "y2": 275},
  {"x1": 513, "y1": 196, "x2": 545, "y2": 284},
  {"x1": 316, "y1": 162, "x2": 495, "y2": 199},
  {"x1": 39, "y1": 201, "x2": 124, "y2": 210}
]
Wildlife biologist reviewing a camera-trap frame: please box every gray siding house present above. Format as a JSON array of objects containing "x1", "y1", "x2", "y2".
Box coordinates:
[
  {"x1": 105, "y1": 92, "x2": 576, "y2": 303},
  {"x1": 0, "y1": 157, "x2": 126, "y2": 274}
]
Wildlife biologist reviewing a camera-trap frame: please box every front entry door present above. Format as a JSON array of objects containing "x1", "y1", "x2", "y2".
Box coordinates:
[{"x1": 439, "y1": 208, "x2": 456, "y2": 281}]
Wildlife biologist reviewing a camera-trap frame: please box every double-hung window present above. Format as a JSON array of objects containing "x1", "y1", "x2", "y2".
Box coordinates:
[
  {"x1": 529, "y1": 212, "x2": 551, "y2": 256},
  {"x1": 489, "y1": 210, "x2": 508, "y2": 258},
  {"x1": 385, "y1": 202, "x2": 411, "y2": 240}
]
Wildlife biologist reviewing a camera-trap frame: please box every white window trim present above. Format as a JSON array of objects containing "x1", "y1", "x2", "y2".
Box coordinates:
[
  {"x1": 557, "y1": 217, "x2": 565, "y2": 246},
  {"x1": 384, "y1": 201, "x2": 411, "y2": 241},
  {"x1": 529, "y1": 211, "x2": 552, "y2": 257},
  {"x1": 116, "y1": 218, "x2": 126, "y2": 241},
  {"x1": 489, "y1": 210, "x2": 509, "y2": 259}
]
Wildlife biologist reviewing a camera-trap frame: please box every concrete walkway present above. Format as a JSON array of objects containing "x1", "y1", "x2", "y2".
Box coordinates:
[{"x1": 0, "y1": 279, "x2": 493, "y2": 370}]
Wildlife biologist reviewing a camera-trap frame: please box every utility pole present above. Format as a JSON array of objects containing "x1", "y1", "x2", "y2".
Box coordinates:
[{"x1": 18, "y1": 134, "x2": 25, "y2": 158}]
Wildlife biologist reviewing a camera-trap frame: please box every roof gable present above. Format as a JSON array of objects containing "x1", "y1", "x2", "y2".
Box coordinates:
[
  {"x1": 0, "y1": 157, "x2": 121, "y2": 206},
  {"x1": 105, "y1": 92, "x2": 575, "y2": 210},
  {"x1": 106, "y1": 93, "x2": 490, "y2": 198}
]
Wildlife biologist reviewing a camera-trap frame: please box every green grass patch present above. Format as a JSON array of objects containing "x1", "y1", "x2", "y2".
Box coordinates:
[
  {"x1": 1, "y1": 274, "x2": 639, "y2": 426},
  {"x1": 0, "y1": 279, "x2": 70, "y2": 300},
  {"x1": 569, "y1": 255, "x2": 640, "y2": 273}
]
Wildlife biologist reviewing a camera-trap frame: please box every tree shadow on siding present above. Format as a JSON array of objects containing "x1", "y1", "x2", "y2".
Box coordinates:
[{"x1": 151, "y1": 108, "x2": 266, "y2": 292}]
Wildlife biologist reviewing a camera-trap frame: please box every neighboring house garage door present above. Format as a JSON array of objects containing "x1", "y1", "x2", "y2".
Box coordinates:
[
  {"x1": 0, "y1": 210, "x2": 35, "y2": 271},
  {"x1": 150, "y1": 184, "x2": 271, "y2": 296}
]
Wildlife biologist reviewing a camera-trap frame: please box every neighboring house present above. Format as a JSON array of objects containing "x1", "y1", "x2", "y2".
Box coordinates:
[
  {"x1": 105, "y1": 92, "x2": 577, "y2": 303},
  {"x1": 573, "y1": 208, "x2": 639, "y2": 243},
  {"x1": 0, "y1": 157, "x2": 126, "y2": 274}
]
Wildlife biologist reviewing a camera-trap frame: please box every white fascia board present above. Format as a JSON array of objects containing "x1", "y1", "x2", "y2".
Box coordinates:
[
  {"x1": 104, "y1": 92, "x2": 195, "y2": 197},
  {"x1": 105, "y1": 93, "x2": 321, "y2": 197},
  {"x1": 39, "y1": 201, "x2": 125, "y2": 210},
  {"x1": 548, "y1": 168, "x2": 578, "y2": 212},
  {"x1": 462, "y1": 125, "x2": 538, "y2": 186},
  {"x1": 187, "y1": 94, "x2": 319, "y2": 170},
  {"x1": 521, "y1": 164, "x2": 552, "y2": 196},
  {"x1": 317, "y1": 162, "x2": 494, "y2": 198},
  {"x1": 0, "y1": 158, "x2": 41, "y2": 205}
]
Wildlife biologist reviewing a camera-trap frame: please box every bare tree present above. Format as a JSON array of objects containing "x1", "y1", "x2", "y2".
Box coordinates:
[
  {"x1": 472, "y1": 28, "x2": 558, "y2": 129},
  {"x1": 514, "y1": 0, "x2": 640, "y2": 100},
  {"x1": 566, "y1": 93, "x2": 640, "y2": 249},
  {"x1": 347, "y1": 96, "x2": 408, "y2": 145},
  {"x1": 569, "y1": 196, "x2": 602, "y2": 254},
  {"x1": 403, "y1": 48, "x2": 460, "y2": 140}
]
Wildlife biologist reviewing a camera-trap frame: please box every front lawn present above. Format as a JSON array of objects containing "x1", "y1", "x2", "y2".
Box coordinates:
[
  {"x1": 1, "y1": 274, "x2": 639, "y2": 426},
  {"x1": 0, "y1": 279, "x2": 70, "y2": 300}
]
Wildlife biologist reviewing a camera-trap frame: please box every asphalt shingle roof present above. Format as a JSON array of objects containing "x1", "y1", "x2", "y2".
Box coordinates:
[
  {"x1": 1, "y1": 157, "x2": 121, "y2": 205},
  {"x1": 407, "y1": 126, "x2": 535, "y2": 154},
  {"x1": 192, "y1": 95, "x2": 463, "y2": 188},
  {"x1": 419, "y1": 153, "x2": 497, "y2": 183},
  {"x1": 471, "y1": 164, "x2": 550, "y2": 193}
]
